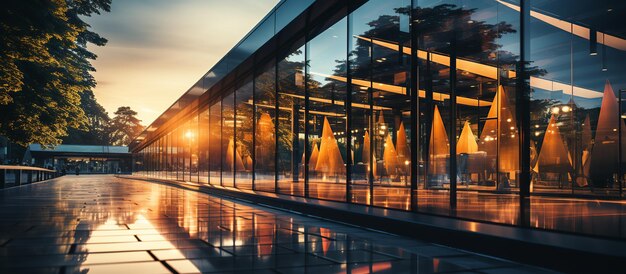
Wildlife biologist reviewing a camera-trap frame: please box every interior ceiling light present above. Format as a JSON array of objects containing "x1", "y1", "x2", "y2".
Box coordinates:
[{"x1": 354, "y1": 35, "x2": 603, "y2": 99}]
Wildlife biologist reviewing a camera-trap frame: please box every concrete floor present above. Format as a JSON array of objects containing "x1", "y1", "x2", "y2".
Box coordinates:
[{"x1": 0, "y1": 175, "x2": 555, "y2": 273}]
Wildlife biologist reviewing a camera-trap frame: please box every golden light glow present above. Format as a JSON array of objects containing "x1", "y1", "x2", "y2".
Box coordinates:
[
  {"x1": 310, "y1": 72, "x2": 492, "y2": 107},
  {"x1": 80, "y1": 214, "x2": 200, "y2": 273},
  {"x1": 355, "y1": 36, "x2": 603, "y2": 99},
  {"x1": 496, "y1": 0, "x2": 626, "y2": 51}
]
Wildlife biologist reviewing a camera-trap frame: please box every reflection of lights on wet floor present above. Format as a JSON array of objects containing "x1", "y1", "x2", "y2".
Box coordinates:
[
  {"x1": 298, "y1": 227, "x2": 305, "y2": 243},
  {"x1": 0, "y1": 175, "x2": 594, "y2": 273},
  {"x1": 352, "y1": 262, "x2": 392, "y2": 274},
  {"x1": 79, "y1": 214, "x2": 200, "y2": 274}
]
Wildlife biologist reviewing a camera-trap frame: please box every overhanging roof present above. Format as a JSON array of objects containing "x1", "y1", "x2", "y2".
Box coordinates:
[
  {"x1": 129, "y1": 0, "x2": 316, "y2": 151},
  {"x1": 28, "y1": 144, "x2": 129, "y2": 154}
]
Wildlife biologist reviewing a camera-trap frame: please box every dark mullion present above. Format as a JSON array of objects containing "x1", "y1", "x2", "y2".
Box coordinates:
[
  {"x1": 368, "y1": 37, "x2": 374, "y2": 207},
  {"x1": 424, "y1": 52, "x2": 433, "y2": 207},
  {"x1": 304, "y1": 37, "x2": 310, "y2": 198},
  {"x1": 449, "y1": 30, "x2": 457, "y2": 211},
  {"x1": 190, "y1": 119, "x2": 193, "y2": 182},
  {"x1": 275, "y1": 59, "x2": 280, "y2": 193},
  {"x1": 518, "y1": 0, "x2": 532, "y2": 227},
  {"x1": 197, "y1": 112, "x2": 200, "y2": 183},
  {"x1": 220, "y1": 100, "x2": 224, "y2": 187},
  {"x1": 233, "y1": 90, "x2": 237, "y2": 188},
  {"x1": 206, "y1": 109, "x2": 210, "y2": 185},
  {"x1": 345, "y1": 9, "x2": 353, "y2": 204},
  {"x1": 410, "y1": 0, "x2": 419, "y2": 212},
  {"x1": 252, "y1": 73, "x2": 257, "y2": 191}
]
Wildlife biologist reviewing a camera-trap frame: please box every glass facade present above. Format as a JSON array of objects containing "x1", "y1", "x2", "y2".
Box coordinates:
[
  {"x1": 133, "y1": 0, "x2": 626, "y2": 239},
  {"x1": 277, "y1": 40, "x2": 306, "y2": 196}
]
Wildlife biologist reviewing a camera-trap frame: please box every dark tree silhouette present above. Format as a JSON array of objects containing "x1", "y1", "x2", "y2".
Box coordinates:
[
  {"x1": 0, "y1": 0, "x2": 111, "y2": 146},
  {"x1": 109, "y1": 106, "x2": 144, "y2": 146}
]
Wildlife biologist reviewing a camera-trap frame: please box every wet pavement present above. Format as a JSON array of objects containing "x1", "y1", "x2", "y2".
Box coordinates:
[{"x1": 0, "y1": 175, "x2": 555, "y2": 273}]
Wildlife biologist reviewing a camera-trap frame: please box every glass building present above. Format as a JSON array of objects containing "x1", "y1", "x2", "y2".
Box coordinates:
[{"x1": 130, "y1": 0, "x2": 626, "y2": 239}]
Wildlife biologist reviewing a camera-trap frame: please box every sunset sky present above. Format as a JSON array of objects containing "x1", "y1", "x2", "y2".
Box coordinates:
[{"x1": 85, "y1": 0, "x2": 279, "y2": 126}]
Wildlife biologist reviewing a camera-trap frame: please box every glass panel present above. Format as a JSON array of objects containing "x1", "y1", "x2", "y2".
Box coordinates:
[
  {"x1": 153, "y1": 139, "x2": 158, "y2": 178},
  {"x1": 416, "y1": 0, "x2": 454, "y2": 214},
  {"x1": 236, "y1": 77, "x2": 254, "y2": 190},
  {"x1": 307, "y1": 15, "x2": 348, "y2": 202},
  {"x1": 154, "y1": 142, "x2": 158, "y2": 178},
  {"x1": 350, "y1": 0, "x2": 412, "y2": 210},
  {"x1": 530, "y1": 0, "x2": 626, "y2": 198},
  {"x1": 239, "y1": 15, "x2": 275, "y2": 59},
  {"x1": 222, "y1": 92, "x2": 235, "y2": 187},
  {"x1": 172, "y1": 130, "x2": 178, "y2": 180},
  {"x1": 162, "y1": 136, "x2": 167, "y2": 179},
  {"x1": 166, "y1": 133, "x2": 172, "y2": 180},
  {"x1": 159, "y1": 137, "x2": 164, "y2": 179},
  {"x1": 275, "y1": 0, "x2": 315, "y2": 31},
  {"x1": 255, "y1": 62, "x2": 277, "y2": 192},
  {"x1": 177, "y1": 125, "x2": 183, "y2": 180},
  {"x1": 156, "y1": 137, "x2": 160, "y2": 178},
  {"x1": 209, "y1": 101, "x2": 222, "y2": 185},
  {"x1": 169, "y1": 132, "x2": 174, "y2": 179},
  {"x1": 183, "y1": 120, "x2": 191, "y2": 181},
  {"x1": 199, "y1": 107, "x2": 209, "y2": 184},
  {"x1": 152, "y1": 139, "x2": 156, "y2": 178},
  {"x1": 277, "y1": 41, "x2": 306, "y2": 196},
  {"x1": 348, "y1": 5, "x2": 372, "y2": 205},
  {"x1": 450, "y1": 0, "x2": 520, "y2": 223},
  {"x1": 145, "y1": 144, "x2": 150, "y2": 177},
  {"x1": 190, "y1": 113, "x2": 199, "y2": 183},
  {"x1": 173, "y1": 127, "x2": 179, "y2": 180}
]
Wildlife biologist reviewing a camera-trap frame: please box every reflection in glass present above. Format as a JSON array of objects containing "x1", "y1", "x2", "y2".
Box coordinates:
[
  {"x1": 236, "y1": 77, "x2": 254, "y2": 190},
  {"x1": 132, "y1": 0, "x2": 626, "y2": 234},
  {"x1": 277, "y1": 42, "x2": 306, "y2": 196},
  {"x1": 199, "y1": 107, "x2": 209, "y2": 184},
  {"x1": 222, "y1": 93, "x2": 235, "y2": 188},
  {"x1": 189, "y1": 113, "x2": 199, "y2": 183},
  {"x1": 530, "y1": 0, "x2": 626, "y2": 197},
  {"x1": 307, "y1": 15, "x2": 348, "y2": 201},
  {"x1": 255, "y1": 63, "x2": 277, "y2": 192},
  {"x1": 209, "y1": 101, "x2": 222, "y2": 185}
]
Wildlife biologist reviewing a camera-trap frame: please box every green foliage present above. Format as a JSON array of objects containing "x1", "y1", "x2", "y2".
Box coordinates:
[
  {"x1": 0, "y1": 0, "x2": 111, "y2": 147},
  {"x1": 109, "y1": 106, "x2": 144, "y2": 146},
  {"x1": 62, "y1": 90, "x2": 111, "y2": 145}
]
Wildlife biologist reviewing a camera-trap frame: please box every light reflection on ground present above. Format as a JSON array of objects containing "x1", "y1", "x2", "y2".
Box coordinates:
[{"x1": 0, "y1": 175, "x2": 553, "y2": 273}]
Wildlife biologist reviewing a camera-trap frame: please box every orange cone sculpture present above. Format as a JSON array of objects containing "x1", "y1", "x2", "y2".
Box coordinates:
[
  {"x1": 315, "y1": 117, "x2": 345, "y2": 174},
  {"x1": 309, "y1": 142, "x2": 320, "y2": 170},
  {"x1": 589, "y1": 81, "x2": 626, "y2": 186},
  {"x1": 457, "y1": 121, "x2": 478, "y2": 154},
  {"x1": 383, "y1": 134, "x2": 400, "y2": 176},
  {"x1": 429, "y1": 105, "x2": 449, "y2": 175},
  {"x1": 256, "y1": 112, "x2": 275, "y2": 171},
  {"x1": 581, "y1": 114, "x2": 592, "y2": 183},
  {"x1": 537, "y1": 114, "x2": 571, "y2": 176},
  {"x1": 396, "y1": 122, "x2": 410, "y2": 173},
  {"x1": 363, "y1": 130, "x2": 371, "y2": 164},
  {"x1": 479, "y1": 85, "x2": 519, "y2": 172},
  {"x1": 226, "y1": 138, "x2": 245, "y2": 171}
]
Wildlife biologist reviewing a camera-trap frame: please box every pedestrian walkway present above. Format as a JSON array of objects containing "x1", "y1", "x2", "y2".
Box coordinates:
[{"x1": 0, "y1": 175, "x2": 555, "y2": 273}]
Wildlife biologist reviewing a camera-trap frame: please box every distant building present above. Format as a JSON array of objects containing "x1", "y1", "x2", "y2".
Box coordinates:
[{"x1": 24, "y1": 144, "x2": 132, "y2": 174}]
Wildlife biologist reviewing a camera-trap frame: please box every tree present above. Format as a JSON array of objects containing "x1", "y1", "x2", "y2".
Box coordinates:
[
  {"x1": 0, "y1": 0, "x2": 111, "y2": 147},
  {"x1": 62, "y1": 90, "x2": 111, "y2": 145},
  {"x1": 109, "y1": 106, "x2": 144, "y2": 146}
]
